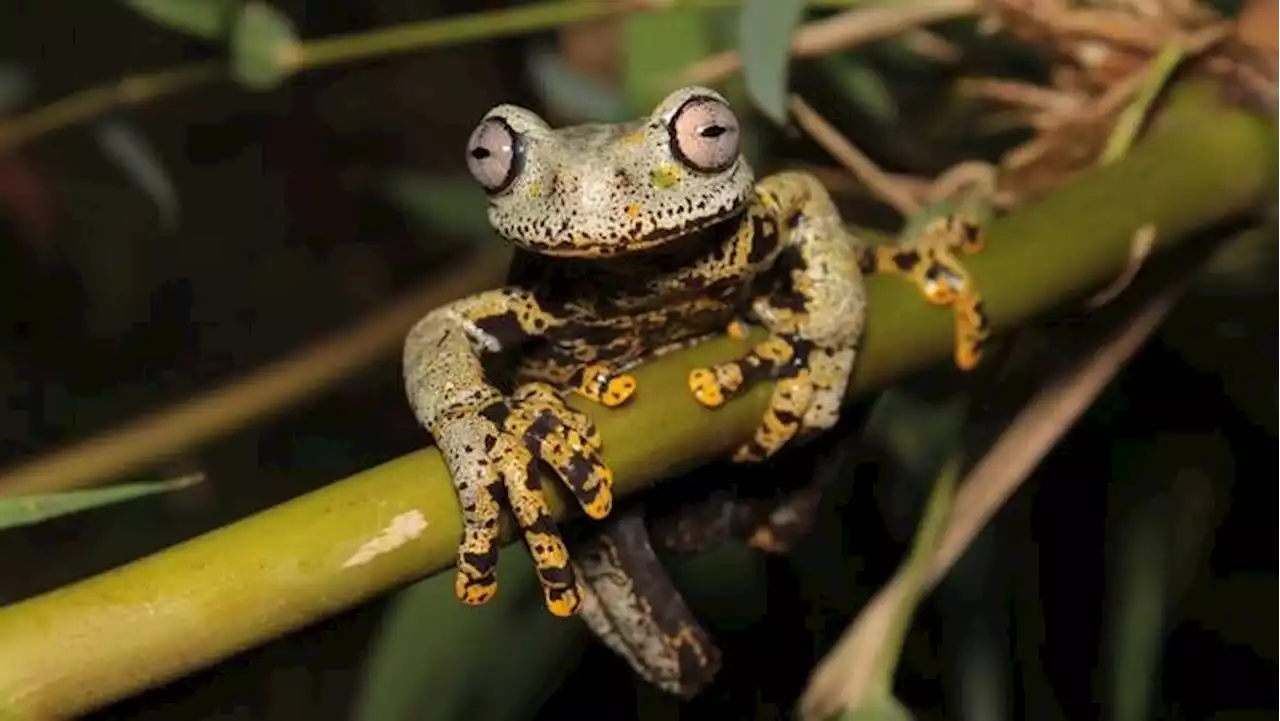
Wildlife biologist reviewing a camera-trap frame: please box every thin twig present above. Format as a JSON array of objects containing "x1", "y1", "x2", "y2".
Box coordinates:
[
  {"x1": 960, "y1": 77, "x2": 1083, "y2": 114},
  {"x1": 789, "y1": 94, "x2": 921, "y2": 216},
  {"x1": 800, "y1": 268, "x2": 1192, "y2": 720},
  {"x1": 0, "y1": 253, "x2": 510, "y2": 498},
  {"x1": 0, "y1": 0, "x2": 723, "y2": 152},
  {"x1": 672, "y1": 0, "x2": 980, "y2": 87},
  {"x1": 1086, "y1": 223, "x2": 1156, "y2": 308}
]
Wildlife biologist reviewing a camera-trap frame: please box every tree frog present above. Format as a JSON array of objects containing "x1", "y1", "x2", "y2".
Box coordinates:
[{"x1": 402, "y1": 86, "x2": 987, "y2": 696}]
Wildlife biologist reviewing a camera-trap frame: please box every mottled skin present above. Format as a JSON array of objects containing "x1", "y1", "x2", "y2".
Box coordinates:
[{"x1": 403, "y1": 86, "x2": 987, "y2": 696}]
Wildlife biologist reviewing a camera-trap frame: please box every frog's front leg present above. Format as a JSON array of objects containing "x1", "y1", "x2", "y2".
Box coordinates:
[
  {"x1": 688, "y1": 171, "x2": 866, "y2": 462},
  {"x1": 857, "y1": 213, "x2": 989, "y2": 371},
  {"x1": 404, "y1": 289, "x2": 615, "y2": 616},
  {"x1": 572, "y1": 511, "x2": 721, "y2": 698},
  {"x1": 572, "y1": 362, "x2": 639, "y2": 408}
]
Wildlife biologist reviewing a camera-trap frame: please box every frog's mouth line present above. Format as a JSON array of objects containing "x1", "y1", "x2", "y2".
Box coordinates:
[{"x1": 514, "y1": 204, "x2": 748, "y2": 259}]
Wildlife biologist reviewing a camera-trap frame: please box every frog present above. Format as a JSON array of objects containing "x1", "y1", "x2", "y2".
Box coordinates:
[{"x1": 402, "y1": 85, "x2": 988, "y2": 696}]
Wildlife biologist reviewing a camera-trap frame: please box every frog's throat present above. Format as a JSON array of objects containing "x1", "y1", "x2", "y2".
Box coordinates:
[{"x1": 506, "y1": 205, "x2": 748, "y2": 259}]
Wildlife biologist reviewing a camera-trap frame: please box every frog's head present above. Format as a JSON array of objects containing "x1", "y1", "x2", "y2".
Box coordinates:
[{"x1": 464, "y1": 86, "x2": 754, "y2": 258}]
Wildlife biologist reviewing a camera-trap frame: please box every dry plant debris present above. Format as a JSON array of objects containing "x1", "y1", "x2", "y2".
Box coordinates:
[{"x1": 966, "y1": 0, "x2": 1276, "y2": 202}]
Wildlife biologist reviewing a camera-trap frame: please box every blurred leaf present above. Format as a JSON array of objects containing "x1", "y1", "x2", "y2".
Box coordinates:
[
  {"x1": 527, "y1": 44, "x2": 629, "y2": 123},
  {"x1": 229, "y1": 2, "x2": 301, "y2": 91},
  {"x1": 836, "y1": 695, "x2": 915, "y2": 721},
  {"x1": 122, "y1": 0, "x2": 238, "y2": 40},
  {"x1": 0, "y1": 63, "x2": 33, "y2": 115},
  {"x1": 0, "y1": 473, "x2": 204, "y2": 530},
  {"x1": 93, "y1": 119, "x2": 180, "y2": 231},
  {"x1": 862, "y1": 390, "x2": 968, "y2": 479},
  {"x1": 739, "y1": 0, "x2": 807, "y2": 124},
  {"x1": 352, "y1": 544, "x2": 587, "y2": 721},
  {"x1": 623, "y1": 7, "x2": 713, "y2": 112},
  {"x1": 814, "y1": 53, "x2": 898, "y2": 124},
  {"x1": 384, "y1": 172, "x2": 493, "y2": 241}
]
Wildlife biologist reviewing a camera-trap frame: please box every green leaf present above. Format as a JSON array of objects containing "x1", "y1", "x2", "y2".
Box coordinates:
[
  {"x1": 351, "y1": 545, "x2": 587, "y2": 721},
  {"x1": 0, "y1": 473, "x2": 204, "y2": 531},
  {"x1": 94, "y1": 119, "x2": 181, "y2": 231},
  {"x1": 739, "y1": 0, "x2": 807, "y2": 124},
  {"x1": 835, "y1": 695, "x2": 916, "y2": 721},
  {"x1": 527, "y1": 44, "x2": 629, "y2": 123},
  {"x1": 122, "y1": 0, "x2": 239, "y2": 40},
  {"x1": 383, "y1": 172, "x2": 493, "y2": 241},
  {"x1": 622, "y1": 7, "x2": 713, "y2": 113},
  {"x1": 0, "y1": 63, "x2": 33, "y2": 114},
  {"x1": 814, "y1": 53, "x2": 897, "y2": 124},
  {"x1": 229, "y1": 2, "x2": 301, "y2": 91}
]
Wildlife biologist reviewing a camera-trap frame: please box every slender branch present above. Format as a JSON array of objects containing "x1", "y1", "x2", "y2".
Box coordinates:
[
  {"x1": 0, "y1": 0, "x2": 869, "y2": 152},
  {"x1": 672, "y1": 0, "x2": 980, "y2": 87},
  {"x1": 800, "y1": 254, "x2": 1198, "y2": 719},
  {"x1": 0, "y1": 83, "x2": 1271, "y2": 719},
  {"x1": 0, "y1": 254, "x2": 510, "y2": 499}
]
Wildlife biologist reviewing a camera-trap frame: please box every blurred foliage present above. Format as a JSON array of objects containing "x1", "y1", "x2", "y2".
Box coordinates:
[
  {"x1": 739, "y1": 0, "x2": 808, "y2": 124},
  {"x1": 0, "y1": 472, "x2": 202, "y2": 530},
  {"x1": 0, "y1": 0, "x2": 1273, "y2": 720}
]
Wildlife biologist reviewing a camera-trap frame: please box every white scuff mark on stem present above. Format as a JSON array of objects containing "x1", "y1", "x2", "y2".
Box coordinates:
[{"x1": 342, "y1": 511, "x2": 429, "y2": 568}]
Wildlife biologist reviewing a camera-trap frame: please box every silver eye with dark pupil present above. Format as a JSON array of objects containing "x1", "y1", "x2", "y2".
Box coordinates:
[
  {"x1": 465, "y1": 117, "x2": 521, "y2": 194},
  {"x1": 669, "y1": 96, "x2": 741, "y2": 173}
]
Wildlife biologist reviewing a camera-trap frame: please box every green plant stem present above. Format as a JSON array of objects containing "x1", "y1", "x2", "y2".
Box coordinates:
[
  {"x1": 0, "y1": 84, "x2": 1271, "y2": 719},
  {"x1": 0, "y1": 0, "x2": 859, "y2": 152}
]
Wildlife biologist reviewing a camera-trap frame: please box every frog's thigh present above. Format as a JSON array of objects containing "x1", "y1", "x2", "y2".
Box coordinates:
[{"x1": 573, "y1": 513, "x2": 721, "y2": 698}]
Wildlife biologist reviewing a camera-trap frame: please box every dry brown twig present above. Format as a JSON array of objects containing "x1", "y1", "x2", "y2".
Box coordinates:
[
  {"x1": 789, "y1": 95, "x2": 923, "y2": 216},
  {"x1": 799, "y1": 263, "x2": 1194, "y2": 720},
  {"x1": 1086, "y1": 223, "x2": 1157, "y2": 308},
  {"x1": 971, "y1": 0, "x2": 1267, "y2": 202},
  {"x1": 0, "y1": 254, "x2": 511, "y2": 498},
  {"x1": 672, "y1": 0, "x2": 980, "y2": 87}
]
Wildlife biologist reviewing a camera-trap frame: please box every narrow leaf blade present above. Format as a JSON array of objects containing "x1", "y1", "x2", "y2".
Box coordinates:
[
  {"x1": 0, "y1": 473, "x2": 204, "y2": 531},
  {"x1": 623, "y1": 7, "x2": 713, "y2": 113},
  {"x1": 384, "y1": 172, "x2": 493, "y2": 242},
  {"x1": 739, "y1": 0, "x2": 807, "y2": 124},
  {"x1": 122, "y1": 0, "x2": 239, "y2": 40},
  {"x1": 229, "y1": 2, "x2": 301, "y2": 91}
]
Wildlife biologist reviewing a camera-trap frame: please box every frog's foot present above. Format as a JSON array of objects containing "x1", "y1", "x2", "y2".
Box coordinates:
[
  {"x1": 859, "y1": 214, "x2": 989, "y2": 371},
  {"x1": 650, "y1": 482, "x2": 825, "y2": 556},
  {"x1": 745, "y1": 482, "x2": 824, "y2": 554},
  {"x1": 438, "y1": 382, "x2": 615, "y2": 617},
  {"x1": 572, "y1": 362, "x2": 638, "y2": 408},
  {"x1": 648, "y1": 490, "x2": 771, "y2": 554},
  {"x1": 688, "y1": 336, "x2": 856, "y2": 463},
  {"x1": 574, "y1": 512, "x2": 722, "y2": 698}
]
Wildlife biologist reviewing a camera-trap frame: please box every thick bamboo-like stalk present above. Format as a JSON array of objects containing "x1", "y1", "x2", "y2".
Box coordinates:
[{"x1": 0, "y1": 84, "x2": 1272, "y2": 719}]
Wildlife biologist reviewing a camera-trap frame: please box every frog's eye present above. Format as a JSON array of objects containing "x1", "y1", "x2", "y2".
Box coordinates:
[
  {"x1": 668, "y1": 95, "x2": 741, "y2": 174},
  {"x1": 466, "y1": 117, "x2": 522, "y2": 194}
]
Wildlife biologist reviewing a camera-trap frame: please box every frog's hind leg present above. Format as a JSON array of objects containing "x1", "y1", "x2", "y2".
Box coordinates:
[
  {"x1": 648, "y1": 482, "x2": 825, "y2": 556},
  {"x1": 573, "y1": 511, "x2": 722, "y2": 698},
  {"x1": 858, "y1": 214, "x2": 989, "y2": 371}
]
